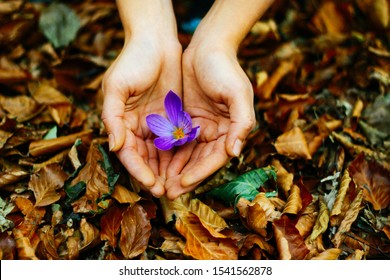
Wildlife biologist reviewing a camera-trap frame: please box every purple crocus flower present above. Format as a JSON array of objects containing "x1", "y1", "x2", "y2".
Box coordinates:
[{"x1": 146, "y1": 90, "x2": 200, "y2": 151}]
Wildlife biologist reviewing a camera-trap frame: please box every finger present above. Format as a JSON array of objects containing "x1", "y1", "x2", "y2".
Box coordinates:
[
  {"x1": 116, "y1": 130, "x2": 156, "y2": 188},
  {"x1": 101, "y1": 91, "x2": 126, "y2": 152},
  {"x1": 181, "y1": 138, "x2": 229, "y2": 188},
  {"x1": 226, "y1": 88, "x2": 256, "y2": 157},
  {"x1": 166, "y1": 141, "x2": 197, "y2": 178}
]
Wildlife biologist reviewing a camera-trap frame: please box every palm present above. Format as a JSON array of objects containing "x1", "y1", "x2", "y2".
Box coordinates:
[{"x1": 101, "y1": 40, "x2": 182, "y2": 197}]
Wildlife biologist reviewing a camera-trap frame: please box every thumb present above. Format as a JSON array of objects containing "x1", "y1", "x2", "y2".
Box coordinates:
[{"x1": 225, "y1": 92, "x2": 256, "y2": 157}]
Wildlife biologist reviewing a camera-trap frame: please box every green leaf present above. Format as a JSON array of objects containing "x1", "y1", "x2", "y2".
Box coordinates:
[
  {"x1": 65, "y1": 181, "x2": 86, "y2": 204},
  {"x1": 39, "y1": 2, "x2": 81, "y2": 48},
  {"x1": 98, "y1": 144, "x2": 119, "y2": 199},
  {"x1": 207, "y1": 166, "x2": 277, "y2": 207},
  {"x1": 43, "y1": 125, "x2": 57, "y2": 140}
]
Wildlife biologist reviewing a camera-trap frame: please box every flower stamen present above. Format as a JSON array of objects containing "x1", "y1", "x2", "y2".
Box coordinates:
[{"x1": 172, "y1": 127, "x2": 185, "y2": 139}]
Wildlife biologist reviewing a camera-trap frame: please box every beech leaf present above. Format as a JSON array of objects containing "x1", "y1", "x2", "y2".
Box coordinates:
[
  {"x1": 175, "y1": 212, "x2": 238, "y2": 260},
  {"x1": 119, "y1": 204, "x2": 151, "y2": 259},
  {"x1": 274, "y1": 127, "x2": 312, "y2": 160},
  {"x1": 348, "y1": 154, "x2": 390, "y2": 210},
  {"x1": 29, "y1": 163, "x2": 68, "y2": 207},
  {"x1": 100, "y1": 204, "x2": 124, "y2": 248},
  {"x1": 207, "y1": 166, "x2": 277, "y2": 207}
]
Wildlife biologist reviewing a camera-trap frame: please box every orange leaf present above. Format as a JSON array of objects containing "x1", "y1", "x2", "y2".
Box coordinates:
[
  {"x1": 274, "y1": 127, "x2": 312, "y2": 159},
  {"x1": 111, "y1": 184, "x2": 141, "y2": 205},
  {"x1": 348, "y1": 153, "x2": 390, "y2": 210},
  {"x1": 28, "y1": 163, "x2": 67, "y2": 207},
  {"x1": 119, "y1": 204, "x2": 151, "y2": 259},
  {"x1": 14, "y1": 197, "x2": 45, "y2": 239},
  {"x1": 310, "y1": 248, "x2": 342, "y2": 260},
  {"x1": 175, "y1": 212, "x2": 238, "y2": 260},
  {"x1": 12, "y1": 228, "x2": 38, "y2": 260},
  {"x1": 239, "y1": 234, "x2": 275, "y2": 258}
]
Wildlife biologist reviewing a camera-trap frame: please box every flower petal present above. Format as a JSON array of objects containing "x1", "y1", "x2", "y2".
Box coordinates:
[
  {"x1": 187, "y1": 126, "x2": 200, "y2": 142},
  {"x1": 174, "y1": 136, "x2": 189, "y2": 147},
  {"x1": 146, "y1": 114, "x2": 174, "y2": 137},
  {"x1": 178, "y1": 111, "x2": 193, "y2": 134},
  {"x1": 164, "y1": 90, "x2": 182, "y2": 127},
  {"x1": 154, "y1": 136, "x2": 177, "y2": 150}
]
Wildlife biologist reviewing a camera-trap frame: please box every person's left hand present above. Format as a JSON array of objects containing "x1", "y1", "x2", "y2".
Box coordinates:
[{"x1": 165, "y1": 45, "x2": 256, "y2": 199}]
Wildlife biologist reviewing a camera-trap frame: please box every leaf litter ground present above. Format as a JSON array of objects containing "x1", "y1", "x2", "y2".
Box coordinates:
[{"x1": 0, "y1": 0, "x2": 389, "y2": 260}]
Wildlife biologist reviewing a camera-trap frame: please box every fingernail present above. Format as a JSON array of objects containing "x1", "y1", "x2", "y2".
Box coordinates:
[
  {"x1": 108, "y1": 134, "x2": 115, "y2": 151},
  {"x1": 233, "y1": 139, "x2": 242, "y2": 157}
]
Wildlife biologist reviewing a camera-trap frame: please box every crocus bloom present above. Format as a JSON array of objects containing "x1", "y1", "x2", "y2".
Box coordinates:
[{"x1": 146, "y1": 90, "x2": 200, "y2": 151}]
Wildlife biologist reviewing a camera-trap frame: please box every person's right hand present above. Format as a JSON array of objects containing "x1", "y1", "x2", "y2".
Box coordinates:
[{"x1": 101, "y1": 37, "x2": 182, "y2": 197}]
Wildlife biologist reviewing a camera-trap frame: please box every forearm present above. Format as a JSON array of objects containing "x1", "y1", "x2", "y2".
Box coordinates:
[
  {"x1": 189, "y1": 0, "x2": 275, "y2": 51},
  {"x1": 116, "y1": 0, "x2": 178, "y2": 42}
]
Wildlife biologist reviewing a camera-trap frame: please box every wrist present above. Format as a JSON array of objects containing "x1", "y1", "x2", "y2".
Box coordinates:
[{"x1": 116, "y1": 0, "x2": 178, "y2": 43}]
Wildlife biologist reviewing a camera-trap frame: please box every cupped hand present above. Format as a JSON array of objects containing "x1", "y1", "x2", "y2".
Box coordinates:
[
  {"x1": 101, "y1": 38, "x2": 182, "y2": 197},
  {"x1": 165, "y1": 45, "x2": 256, "y2": 199}
]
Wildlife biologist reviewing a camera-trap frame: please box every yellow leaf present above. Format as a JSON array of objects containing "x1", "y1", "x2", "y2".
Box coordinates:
[
  {"x1": 310, "y1": 196, "x2": 330, "y2": 241},
  {"x1": 295, "y1": 200, "x2": 318, "y2": 239},
  {"x1": 330, "y1": 169, "x2": 351, "y2": 226},
  {"x1": 111, "y1": 184, "x2": 141, "y2": 205},
  {"x1": 12, "y1": 228, "x2": 39, "y2": 260}
]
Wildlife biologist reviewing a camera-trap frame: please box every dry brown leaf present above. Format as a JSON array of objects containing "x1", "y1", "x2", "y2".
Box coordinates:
[
  {"x1": 295, "y1": 200, "x2": 319, "y2": 239},
  {"x1": 36, "y1": 225, "x2": 59, "y2": 260},
  {"x1": 0, "y1": 95, "x2": 44, "y2": 122},
  {"x1": 0, "y1": 232, "x2": 16, "y2": 260},
  {"x1": 66, "y1": 236, "x2": 80, "y2": 260},
  {"x1": 247, "y1": 202, "x2": 268, "y2": 237},
  {"x1": 13, "y1": 196, "x2": 46, "y2": 239},
  {"x1": 310, "y1": 196, "x2": 330, "y2": 241},
  {"x1": 29, "y1": 83, "x2": 71, "y2": 104},
  {"x1": 283, "y1": 184, "x2": 302, "y2": 215},
  {"x1": 79, "y1": 217, "x2": 100, "y2": 251},
  {"x1": 176, "y1": 212, "x2": 238, "y2": 260},
  {"x1": 273, "y1": 215, "x2": 309, "y2": 260},
  {"x1": 28, "y1": 163, "x2": 68, "y2": 207},
  {"x1": 311, "y1": 1, "x2": 348, "y2": 34},
  {"x1": 239, "y1": 234, "x2": 275, "y2": 258},
  {"x1": 173, "y1": 194, "x2": 228, "y2": 235},
  {"x1": 256, "y1": 60, "x2": 295, "y2": 100},
  {"x1": 252, "y1": 193, "x2": 282, "y2": 222},
  {"x1": 29, "y1": 129, "x2": 93, "y2": 157},
  {"x1": 333, "y1": 188, "x2": 364, "y2": 248},
  {"x1": 111, "y1": 184, "x2": 141, "y2": 205},
  {"x1": 12, "y1": 228, "x2": 39, "y2": 260},
  {"x1": 71, "y1": 140, "x2": 110, "y2": 213},
  {"x1": 330, "y1": 169, "x2": 352, "y2": 226},
  {"x1": 310, "y1": 248, "x2": 342, "y2": 260},
  {"x1": 0, "y1": 157, "x2": 29, "y2": 187},
  {"x1": 274, "y1": 126, "x2": 312, "y2": 160},
  {"x1": 348, "y1": 153, "x2": 390, "y2": 210},
  {"x1": 271, "y1": 158, "x2": 293, "y2": 197},
  {"x1": 119, "y1": 204, "x2": 151, "y2": 259},
  {"x1": 346, "y1": 249, "x2": 365, "y2": 260},
  {"x1": 100, "y1": 204, "x2": 124, "y2": 248}
]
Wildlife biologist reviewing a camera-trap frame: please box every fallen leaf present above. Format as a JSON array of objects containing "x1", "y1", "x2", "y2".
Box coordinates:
[
  {"x1": 310, "y1": 196, "x2": 330, "y2": 241},
  {"x1": 12, "y1": 228, "x2": 39, "y2": 260},
  {"x1": 175, "y1": 212, "x2": 238, "y2": 260},
  {"x1": 348, "y1": 153, "x2": 390, "y2": 210},
  {"x1": 28, "y1": 163, "x2": 68, "y2": 207},
  {"x1": 100, "y1": 204, "x2": 124, "y2": 248},
  {"x1": 283, "y1": 184, "x2": 302, "y2": 215},
  {"x1": 119, "y1": 204, "x2": 151, "y2": 259},
  {"x1": 274, "y1": 127, "x2": 312, "y2": 160},
  {"x1": 310, "y1": 248, "x2": 342, "y2": 260},
  {"x1": 333, "y1": 188, "x2": 364, "y2": 248},
  {"x1": 273, "y1": 215, "x2": 309, "y2": 260}
]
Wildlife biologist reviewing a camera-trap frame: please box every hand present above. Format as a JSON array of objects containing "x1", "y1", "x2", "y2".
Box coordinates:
[
  {"x1": 101, "y1": 37, "x2": 182, "y2": 197},
  {"x1": 165, "y1": 45, "x2": 256, "y2": 199}
]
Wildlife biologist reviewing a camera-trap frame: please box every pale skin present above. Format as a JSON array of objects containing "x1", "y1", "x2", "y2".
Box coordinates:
[{"x1": 101, "y1": 0, "x2": 275, "y2": 199}]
